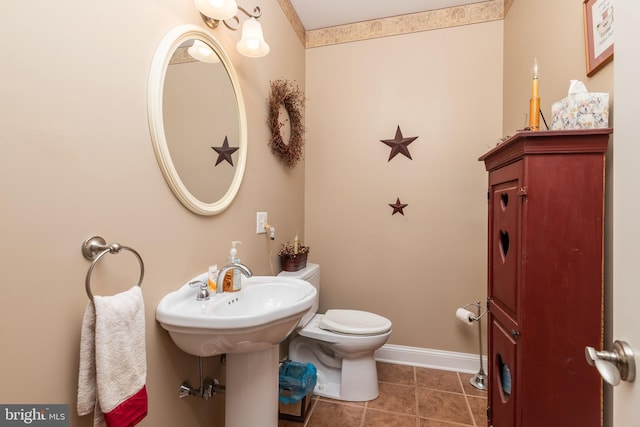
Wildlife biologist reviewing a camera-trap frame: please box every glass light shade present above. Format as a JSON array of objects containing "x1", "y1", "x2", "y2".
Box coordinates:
[
  {"x1": 194, "y1": 0, "x2": 238, "y2": 20},
  {"x1": 236, "y1": 18, "x2": 270, "y2": 58},
  {"x1": 187, "y1": 40, "x2": 220, "y2": 63}
]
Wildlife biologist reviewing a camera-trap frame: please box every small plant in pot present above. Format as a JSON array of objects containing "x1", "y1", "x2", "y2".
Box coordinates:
[{"x1": 279, "y1": 237, "x2": 309, "y2": 272}]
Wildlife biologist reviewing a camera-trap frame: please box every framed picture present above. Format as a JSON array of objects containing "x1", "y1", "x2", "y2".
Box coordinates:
[{"x1": 583, "y1": 0, "x2": 614, "y2": 76}]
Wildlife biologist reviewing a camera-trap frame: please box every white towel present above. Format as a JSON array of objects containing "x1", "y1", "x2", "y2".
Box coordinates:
[{"x1": 78, "y1": 286, "x2": 148, "y2": 427}]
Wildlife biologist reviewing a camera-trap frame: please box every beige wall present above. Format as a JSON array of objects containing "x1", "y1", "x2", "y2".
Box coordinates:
[
  {"x1": 0, "y1": 0, "x2": 304, "y2": 425},
  {"x1": 304, "y1": 22, "x2": 504, "y2": 354}
]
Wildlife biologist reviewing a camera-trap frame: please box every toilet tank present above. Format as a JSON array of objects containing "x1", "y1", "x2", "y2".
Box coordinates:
[{"x1": 277, "y1": 263, "x2": 320, "y2": 327}]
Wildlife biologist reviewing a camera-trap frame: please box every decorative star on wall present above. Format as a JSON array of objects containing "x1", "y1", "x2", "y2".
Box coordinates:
[
  {"x1": 389, "y1": 198, "x2": 408, "y2": 216},
  {"x1": 211, "y1": 136, "x2": 239, "y2": 166},
  {"x1": 380, "y1": 126, "x2": 418, "y2": 161}
]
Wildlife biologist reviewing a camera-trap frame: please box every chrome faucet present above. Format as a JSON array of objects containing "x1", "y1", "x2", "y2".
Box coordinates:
[
  {"x1": 216, "y1": 263, "x2": 253, "y2": 294},
  {"x1": 189, "y1": 280, "x2": 210, "y2": 301}
]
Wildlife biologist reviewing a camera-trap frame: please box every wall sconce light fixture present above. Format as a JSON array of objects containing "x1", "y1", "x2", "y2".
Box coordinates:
[{"x1": 195, "y1": 0, "x2": 270, "y2": 58}]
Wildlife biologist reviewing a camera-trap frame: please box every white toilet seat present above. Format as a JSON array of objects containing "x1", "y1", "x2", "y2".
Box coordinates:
[
  {"x1": 298, "y1": 313, "x2": 392, "y2": 344},
  {"x1": 319, "y1": 309, "x2": 391, "y2": 335}
]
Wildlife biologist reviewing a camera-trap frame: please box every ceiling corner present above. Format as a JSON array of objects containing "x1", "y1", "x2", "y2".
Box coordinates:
[{"x1": 276, "y1": 0, "x2": 307, "y2": 47}]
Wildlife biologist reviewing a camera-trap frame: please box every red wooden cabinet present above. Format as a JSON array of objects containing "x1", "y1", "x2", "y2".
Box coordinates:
[{"x1": 479, "y1": 129, "x2": 611, "y2": 427}]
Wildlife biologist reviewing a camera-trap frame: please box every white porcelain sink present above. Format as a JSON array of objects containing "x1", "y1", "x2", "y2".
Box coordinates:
[{"x1": 156, "y1": 274, "x2": 316, "y2": 357}]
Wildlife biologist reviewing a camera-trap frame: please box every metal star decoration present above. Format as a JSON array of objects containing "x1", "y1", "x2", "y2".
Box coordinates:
[
  {"x1": 380, "y1": 126, "x2": 418, "y2": 161},
  {"x1": 211, "y1": 136, "x2": 239, "y2": 166},
  {"x1": 389, "y1": 198, "x2": 408, "y2": 216}
]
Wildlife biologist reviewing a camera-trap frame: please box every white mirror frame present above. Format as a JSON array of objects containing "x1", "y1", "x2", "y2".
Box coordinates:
[{"x1": 148, "y1": 25, "x2": 247, "y2": 215}]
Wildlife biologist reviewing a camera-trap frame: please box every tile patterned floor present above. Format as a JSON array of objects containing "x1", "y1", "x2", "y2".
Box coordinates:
[{"x1": 278, "y1": 363, "x2": 487, "y2": 427}]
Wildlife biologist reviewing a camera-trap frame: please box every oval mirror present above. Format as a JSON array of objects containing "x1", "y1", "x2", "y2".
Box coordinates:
[{"x1": 148, "y1": 25, "x2": 247, "y2": 215}]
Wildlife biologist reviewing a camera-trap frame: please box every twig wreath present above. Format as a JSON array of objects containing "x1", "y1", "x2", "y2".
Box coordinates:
[{"x1": 267, "y1": 79, "x2": 305, "y2": 168}]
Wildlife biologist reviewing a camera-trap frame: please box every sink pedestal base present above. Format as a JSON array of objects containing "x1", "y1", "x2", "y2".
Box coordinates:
[{"x1": 226, "y1": 345, "x2": 279, "y2": 427}]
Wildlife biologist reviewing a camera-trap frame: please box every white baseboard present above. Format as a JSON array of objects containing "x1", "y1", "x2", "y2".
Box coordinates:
[{"x1": 374, "y1": 344, "x2": 488, "y2": 374}]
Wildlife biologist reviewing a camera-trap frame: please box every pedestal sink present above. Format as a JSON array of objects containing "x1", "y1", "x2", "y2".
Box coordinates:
[{"x1": 156, "y1": 274, "x2": 317, "y2": 427}]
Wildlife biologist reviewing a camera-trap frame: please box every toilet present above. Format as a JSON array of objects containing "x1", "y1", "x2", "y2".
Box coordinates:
[{"x1": 278, "y1": 263, "x2": 392, "y2": 401}]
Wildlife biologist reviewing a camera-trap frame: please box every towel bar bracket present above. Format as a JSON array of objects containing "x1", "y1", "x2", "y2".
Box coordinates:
[{"x1": 82, "y1": 235, "x2": 125, "y2": 259}]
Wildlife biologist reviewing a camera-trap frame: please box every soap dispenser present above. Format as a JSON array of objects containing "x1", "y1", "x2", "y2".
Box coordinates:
[{"x1": 222, "y1": 241, "x2": 242, "y2": 292}]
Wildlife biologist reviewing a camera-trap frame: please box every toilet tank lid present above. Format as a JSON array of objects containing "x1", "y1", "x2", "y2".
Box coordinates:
[{"x1": 319, "y1": 309, "x2": 391, "y2": 335}]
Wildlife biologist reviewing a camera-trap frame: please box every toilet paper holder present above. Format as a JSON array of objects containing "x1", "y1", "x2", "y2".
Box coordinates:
[
  {"x1": 460, "y1": 301, "x2": 488, "y2": 322},
  {"x1": 459, "y1": 301, "x2": 488, "y2": 390}
]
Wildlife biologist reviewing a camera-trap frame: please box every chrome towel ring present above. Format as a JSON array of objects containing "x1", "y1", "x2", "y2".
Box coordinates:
[{"x1": 82, "y1": 235, "x2": 144, "y2": 301}]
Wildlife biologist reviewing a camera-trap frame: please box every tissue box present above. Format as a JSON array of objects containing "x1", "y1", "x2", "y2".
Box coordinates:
[{"x1": 551, "y1": 92, "x2": 609, "y2": 130}]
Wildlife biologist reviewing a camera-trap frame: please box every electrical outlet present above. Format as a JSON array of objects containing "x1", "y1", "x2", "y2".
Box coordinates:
[{"x1": 256, "y1": 212, "x2": 268, "y2": 234}]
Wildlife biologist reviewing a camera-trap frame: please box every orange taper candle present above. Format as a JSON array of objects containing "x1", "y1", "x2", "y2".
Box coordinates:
[{"x1": 529, "y1": 58, "x2": 540, "y2": 131}]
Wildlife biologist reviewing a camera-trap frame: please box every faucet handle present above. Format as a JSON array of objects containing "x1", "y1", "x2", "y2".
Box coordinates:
[{"x1": 189, "y1": 280, "x2": 210, "y2": 301}]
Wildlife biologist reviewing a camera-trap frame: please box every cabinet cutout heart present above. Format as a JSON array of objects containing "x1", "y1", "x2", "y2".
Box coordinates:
[
  {"x1": 499, "y1": 230, "x2": 510, "y2": 260},
  {"x1": 501, "y1": 193, "x2": 509, "y2": 210}
]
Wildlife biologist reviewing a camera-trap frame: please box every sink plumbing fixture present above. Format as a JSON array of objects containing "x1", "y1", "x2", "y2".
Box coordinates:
[
  {"x1": 179, "y1": 356, "x2": 226, "y2": 400},
  {"x1": 187, "y1": 262, "x2": 251, "y2": 301},
  {"x1": 216, "y1": 262, "x2": 252, "y2": 294}
]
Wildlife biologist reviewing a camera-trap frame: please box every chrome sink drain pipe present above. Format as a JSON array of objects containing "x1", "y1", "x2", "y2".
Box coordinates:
[{"x1": 179, "y1": 356, "x2": 226, "y2": 400}]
